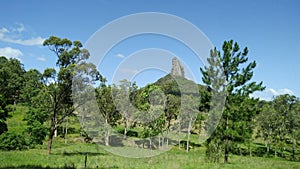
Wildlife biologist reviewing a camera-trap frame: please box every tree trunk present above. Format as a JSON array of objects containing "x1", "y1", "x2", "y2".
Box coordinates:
[
  {"x1": 47, "y1": 115, "x2": 56, "y2": 155},
  {"x1": 249, "y1": 144, "x2": 252, "y2": 157},
  {"x1": 47, "y1": 128, "x2": 55, "y2": 155},
  {"x1": 105, "y1": 118, "x2": 109, "y2": 146},
  {"x1": 267, "y1": 142, "x2": 270, "y2": 157},
  {"x1": 186, "y1": 117, "x2": 192, "y2": 153},
  {"x1": 65, "y1": 117, "x2": 68, "y2": 144},
  {"x1": 161, "y1": 136, "x2": 164, "y2": 149},
  {"x1": 224, "y1": 116, "x2": 229, "y2": 163},
  {"x1": 158, "y1": 136, "x2": 161, "y2": 149},
  {"x1": 80, "y1": 110, "x2": 84, "y2": 139},
  {"x1": 166, "y1": 137, "x2": 169, "y2": 148},
  {"x1": 178, "y1": 130, "x2": 181, "y2": 149},
  {"x1": 54, "y1": 129, "x2": 57, "y2": 137},
  {"x1": 292, "y1": 138, "x2": 295, "y2": 160},
  {"x1": 124, "y1": 118, "x2": 127, "y2": 139},
  {"x1": 178, "y1": 122, "x2": 181, "y2": 149},
  {"x1": 280, "y1": 144, "x2": 284, "y2": 158},
  {"x1": 166, "y1": 129, "x2": 169, "y2": 148}
]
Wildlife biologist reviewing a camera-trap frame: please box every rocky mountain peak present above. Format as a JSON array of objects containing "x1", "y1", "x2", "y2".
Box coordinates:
[{"x1": 170, "y1": 57, "x2": 185, "y2": 77}]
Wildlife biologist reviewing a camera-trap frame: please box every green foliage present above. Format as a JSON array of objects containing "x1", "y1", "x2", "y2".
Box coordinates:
[
  {"x1": 201, "y1": 40, "x2": 265, "y2": 163},
  {"x1": 180, "y1": 94, "x2": 200, "y2": 152},
  {"x1": 0, "y1": 94, "x2": 7, "y2": 135},
  {"x1": 205, "y1": 138, "x2": 223, "y2": 163},
  {"x1": 0, "y1": 56, "x2": 25, "y2": 104},
  {"x1": 21, "y1": 70, "x2": 49, "y2": 147},
  {"x1": 0, "y1": 35, "x2": 299, "y2": 166},
  {"x1": 20, "y1": 69, "x2": 43, "y2": 104},
  {"x1": 0, "y1": 132, "x2": 27, "y2": 150},
  {"x1": 0, "y1": 56, "x2": 25, "y2": 135},
  {"x1": 25, "y1": 108, "x2": 48, "y2": 146},
  {"x1": 138, "y1": 85, "x2": 165, "y2": 133},
  {"x1": 42, "y1": 36, "x2": 100, "y2": 154},
  {"x1": 257, "y1": 94, "x2": 300, "y2": 159},
  {"x1": 165, "y1": 94, "x2": 180, "y2": 129},
  {"x1": 155, "y1": 74, "x2": 201, "y2": 96},
  {"x1": 112, "y1": 79, "x2": 138, "y2": 138},
  {"x1": 96, "y1": 85, "x2": 121, "y2": 127}
]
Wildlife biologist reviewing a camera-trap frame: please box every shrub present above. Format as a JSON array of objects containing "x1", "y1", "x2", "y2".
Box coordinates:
[{"x1": 0, "y1": 132, "x2": 28, "y2": 150}]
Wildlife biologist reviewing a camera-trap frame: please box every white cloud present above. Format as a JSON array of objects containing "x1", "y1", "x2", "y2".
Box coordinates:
[
  {"x1": 37, "y1": 57, "x2": 46, "y2": 62},
  {"x1": 0, "y1": 28, "x2": 9, "y2": 39},
  {"x1": 119, "y1": 68, "x2": 139, "y2": 74},
  {"x1": 116, "y1": 53, "x2": 125, "y2": 58},
  {"x1": 277, "y1": 88, "x2": 294, "y2": 95},
  {"x1": 12, "y1": 23, "x2": 25, "y2": 33},
  {"x1": 250, "y1": 88, "x2": 295, "y2": 101},
  {"x1": 268, "y1": 88, "x2": 278, "y2": 96},
  {"x1": 0, "y1": 27, "x2": 9, "y2": 34},
  {"x1": 0, "y1": 35, "x2": 45, "y2": 46},
  {"x1": 0, "y1": 47, "x2": 23, "y2": 59},
  {"x1": 0, "y1": 24, "x2": 45, "y2": 46}
]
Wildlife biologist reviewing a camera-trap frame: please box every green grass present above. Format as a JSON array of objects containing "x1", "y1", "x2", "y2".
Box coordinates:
[
  {"x1": 2, "y1": 105, "x2": 300, "y2": 168},
  {"x1": 1, "y1": 138, "x2": 299, "y2": 169},
  {"x1": 6, "y1": 105, "x2": 28, "y2": 134}
]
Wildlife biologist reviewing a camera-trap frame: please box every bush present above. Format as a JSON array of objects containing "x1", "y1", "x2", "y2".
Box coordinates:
[
  {"x1": 0, "y1": 132, "x2": 28, "y2": 150},
  {"x1": 27, "y1": 121, "x2": 47, "y2": 146}
]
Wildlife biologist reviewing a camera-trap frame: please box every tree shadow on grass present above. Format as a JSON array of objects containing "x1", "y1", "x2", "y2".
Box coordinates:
[
  {"x1": 61, "y1": 151, "x2": 106, "y2": 156},
  {"x1": 0, "y1": 165, "x2": 119, "y2": 169},
  {"x1": 0, "y1": 165, "x2": 75, "y2": 169},
  {"x1": 109, "y1": 135, "x2": 124, "y2": 147}
]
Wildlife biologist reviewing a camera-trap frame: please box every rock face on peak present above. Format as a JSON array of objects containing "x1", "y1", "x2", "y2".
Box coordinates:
[{"x1": 170, "y1": 57, "x2": 185, "y2": 77}]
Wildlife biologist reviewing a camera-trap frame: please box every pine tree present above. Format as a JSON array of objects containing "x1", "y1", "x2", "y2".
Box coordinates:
[{"x1": 201, "y1": 40, "x2": 265, "y2": 163}]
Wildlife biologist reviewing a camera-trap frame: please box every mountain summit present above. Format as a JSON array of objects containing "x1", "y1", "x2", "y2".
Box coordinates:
[{"x1": 170, "y1": 57, "x2": 184, "y2": 77}]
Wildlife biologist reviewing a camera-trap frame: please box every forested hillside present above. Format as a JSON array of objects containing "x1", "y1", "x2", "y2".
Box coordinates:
[{"x1": 0, "y1": 37, "x2": 299, "y2": 168}]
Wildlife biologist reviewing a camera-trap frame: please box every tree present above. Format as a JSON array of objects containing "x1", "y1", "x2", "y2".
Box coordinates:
[
  {"x1": 42, "y1": 36, "x2": 99, "y2": 155},
  {"x1": 112, "y1": 79, "x2": 137, "y2": 139},
  {"x1": 20, "y1": 69, "x2": 43, "y2": 104},
  {"x1": 164, "y1": 94, "x2": 180, "y2": 147},
  {"x1": 25, "y1": 89, "x2": 50, "y2": 147},
  {"x1": 0, "y1": 56, "x2": 25, "y2": 134},
  {"x1": 20, "y1": 69, "x2": 48, "y2": 146},
  {"x1": 200, "y1": 40, "x2": 265, "y2": 163},
  {"x1": 272, "y1": 94, "x2": 297, "y2": 158},
  {"x1": 180, "y1": 94, "x2": 199, "y2": 152},
  {"x1": 25, "y1": 107, "x2": 48, "y2": 146},
  {"x1": 95, "y1": 81, "x2": 121, "y2": 146},
  {"x1": 0, "y1": 56, "x2": 25, "y2": 104},
  {"x1": 141, "y1": 106, "x2": 165, "y2": 150},
  {"x1": 0, "y1": 131, "x2": 27, "y2": 150},
  {"x1": 135, "y1": 84, "x2": 166, "y2": 149},
  {"x1": 0, "y1": 94, "x2": 7, "y2": 135},
  {"x1": 257, "y1": 95, "x2": 300, "y2": 159},
  {"x1": 257, "y1": 101, "x2": 277, "y2": 157},
  {"x1": 288, "y1": 99, "x2": 300, "y2": 160}
]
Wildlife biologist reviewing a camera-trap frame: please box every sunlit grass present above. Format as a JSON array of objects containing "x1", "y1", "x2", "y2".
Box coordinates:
[
  {"x1": 1, "y1": 138, "x2": 299, "y2": 169},
  {"x1": 2, "y1": 105, "x2": 299, "y2": 168}
]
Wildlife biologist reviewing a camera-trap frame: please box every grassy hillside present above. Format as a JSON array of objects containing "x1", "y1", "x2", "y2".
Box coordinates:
[
  {"x1": 2, "y1": 76, "x2": 299, "y2": 168},
  {"x1": 6, "y1": 105, "x2": 28, "y2": 134}
]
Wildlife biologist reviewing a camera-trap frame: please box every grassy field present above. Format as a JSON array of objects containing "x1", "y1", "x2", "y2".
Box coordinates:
[
  {"x1": 1, "y1": 138, "x2": 300, "y2": 169},
  {"x1": 1, "y1": 105, "x2": 300, "y2": 168}
]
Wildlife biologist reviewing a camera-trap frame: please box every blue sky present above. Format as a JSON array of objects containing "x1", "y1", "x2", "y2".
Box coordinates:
[{"x1": 0, "y1": 0, "x2": 300, "y2": 100}]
